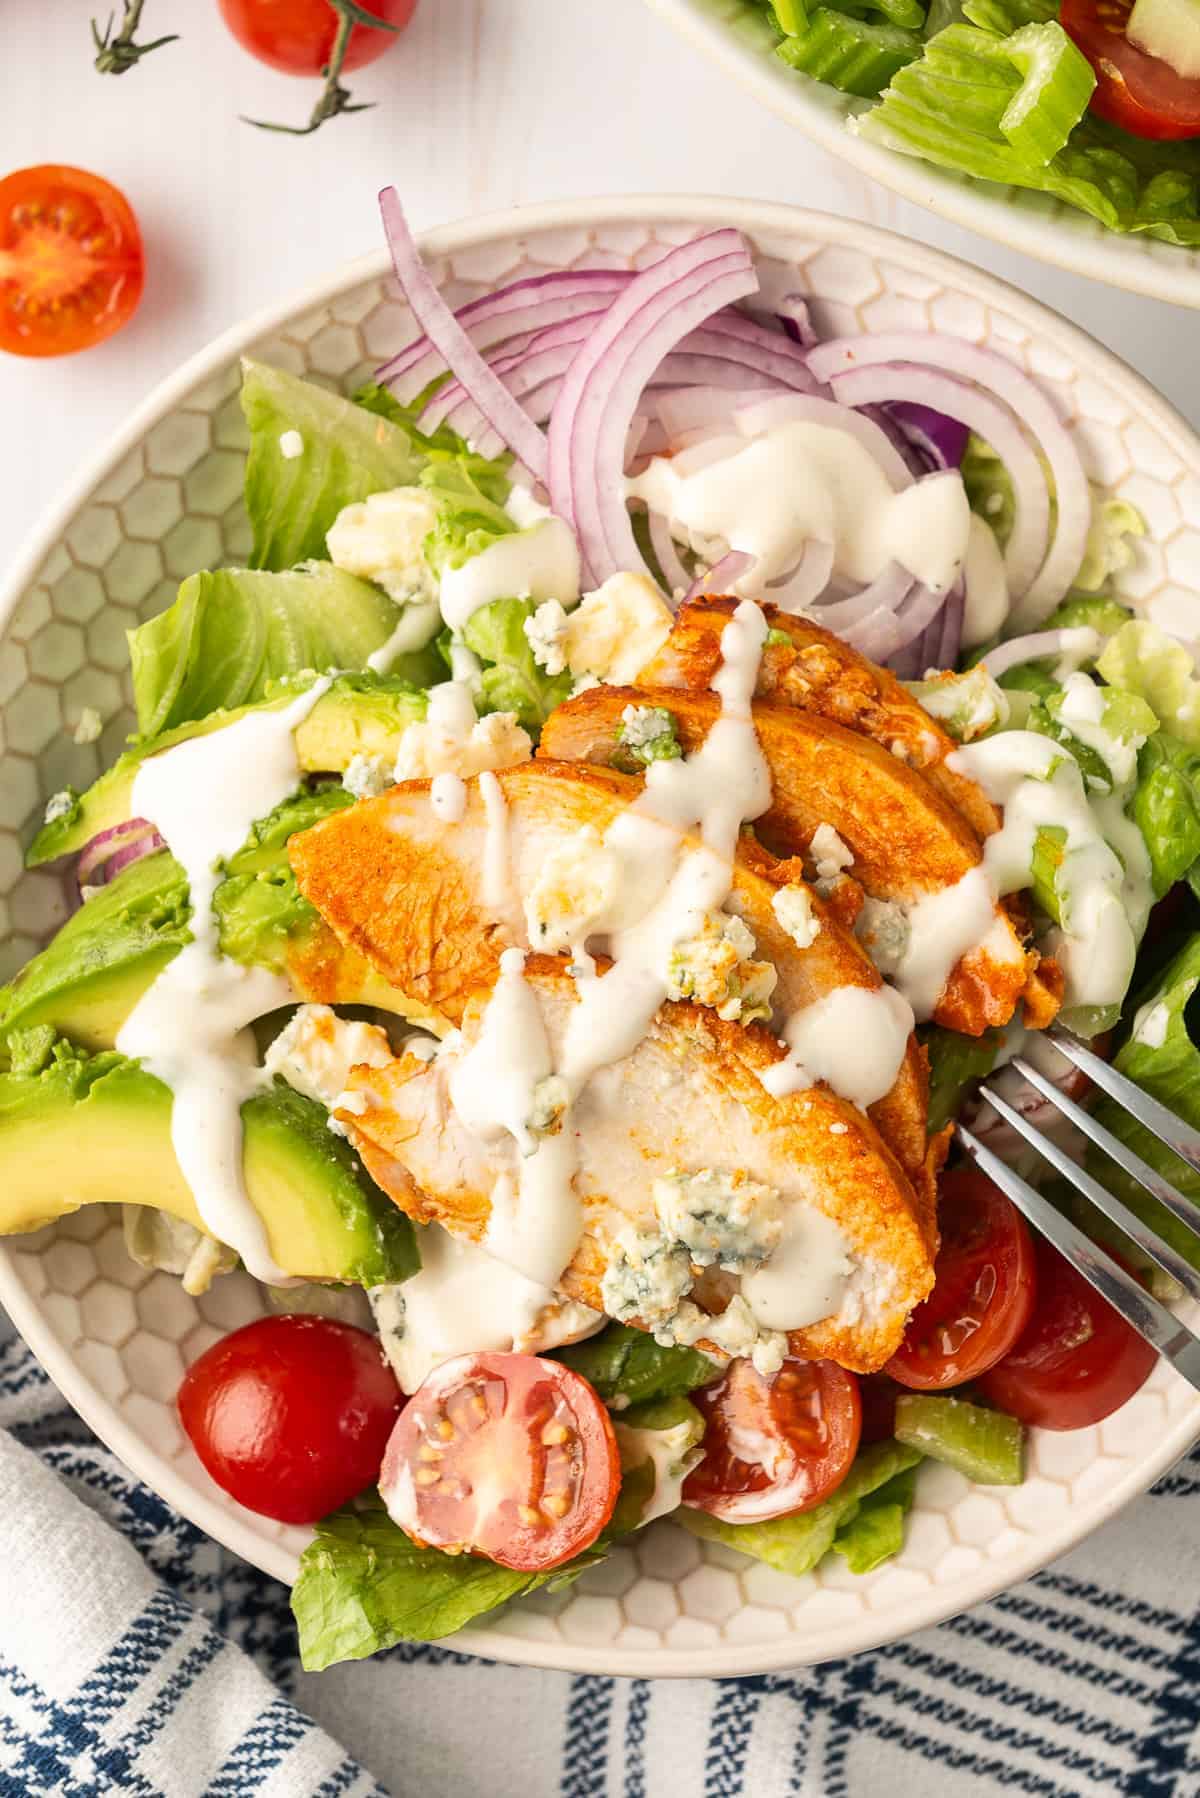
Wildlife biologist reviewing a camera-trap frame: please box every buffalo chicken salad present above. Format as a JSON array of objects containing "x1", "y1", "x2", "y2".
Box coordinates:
[{"x1": 5, "y1": 192, "x2": 1200, "y2": 1669}]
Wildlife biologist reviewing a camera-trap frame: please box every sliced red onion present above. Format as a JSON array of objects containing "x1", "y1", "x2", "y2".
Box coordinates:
[
  {"x1": 732, "y1": 392, "x2": 914, "y2": 492},
  {"x1": 655, "y1": 385, "x2": 774, "y2": 440},
  {"x1": 811, "y1": 563, "x2": 915, "y2": 631},
  {"x1": 684, "y1": 550, "x2": 752, "y2": 603},
  {"x1": 888, "y1": 580, "x2": 964, "y2": 678},
  {"x1": 808, "y1": 335, "x2": 1089, "y2": 622},
  {"x1": 823, "y1": 364, "x2": 1049, "y2": 608},
  {"x1": 646, "y1": 508, "x2": 692, "y2": 597},
  {"x1": 764, "y1": 539, "x2": 835, "y2": 613},
  {"x1": 379, "y1": 189, "x2": 549, "y2": 482},
  {"x1": 979, "y1": 626, "x2": 1100, "y2": 681},
  {"x1": 847, "y1": 579, "x2": 947, "y2": 663},
  {"x1": 547, "y1": 231, "x2": 758, "y2": 585},
  {"x1": 104, "y1": 835, "x2": 165, "y2": 882},
  {"x1": 377, "y1": 268, "x2": 632, "y2": 397},
  {"x1": 76, "y1": 818, "x2": 162, "y2": 886},
  {"x1": 777, "y1": 294, "x2": 817, "y2": 349},
  {"x1": 885, "y1": 401, "x2": 970, "y2": 472}
]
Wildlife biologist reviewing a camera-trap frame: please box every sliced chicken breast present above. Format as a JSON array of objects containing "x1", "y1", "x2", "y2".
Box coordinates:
[
  {"x1": 339, "y1": 958, "x2": 936, "y2": 1373},
  {"x1": 539, "y1": 685, "x2": 1054, "y2": 1036},
  {"x1": 288, "y1": 760, "x2": 945, "y2": 1217},
  {"x1": 640, "y1": 597, "x2": 1000, "y2": 840}
]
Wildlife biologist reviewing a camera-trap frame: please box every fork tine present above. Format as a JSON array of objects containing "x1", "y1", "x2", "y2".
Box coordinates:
[
  {"x1": 980, "y1": 1078, "x2": 1200, "y2": 1304},
  {"x1": 1011, "y1": 1054, "x2": 1200, "y2": 1258},
  {"x1": 957, "y1": 1125, "x2": 1200, "y2": 1395},
  {"x1": 1049, "y1": 1029, "x2": 1200, "y2": 1178}
]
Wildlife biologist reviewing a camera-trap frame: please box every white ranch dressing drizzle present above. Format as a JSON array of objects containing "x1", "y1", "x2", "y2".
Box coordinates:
[
  {"x1": 627, "y1": 419, "x2": 970, "y2": 597},
  {"x1": 116, "y1": 679, "x2": 331, "y2": 1281},
  {"x1": 961, "y1": 513, "x2": 1011, "y2": 651},
  {"x1": 762, "y1": 983, "x2": 914, "y2": 1109},
  {"x1": 614, "y1": 1414, "x2": 704, "y2": 1525},
  {"x1": 430, "y1": 771, "x2": 468, "y2": 823},
  {"x1": 891, "y1": 867, "x2": 998, "y2": 1021},
  {"x1": 366, "y1": 600, "x2": 441, "y2": 673},
  {"x1": 741, "y1": 1206, "x2": 853, "y2": 1332},
  {"x1": 477, "y1": 770, "x2": 522, "y2": 931},
  {"x1": 369, "y1": 1223, "x2": 602, "y2": 1394},
  {"x1": 949, "y1": 731, "x2": 1149, "y2": 1012},
  {"x1": 438, "y1": 517, "x2": 581, "y2": 632}
]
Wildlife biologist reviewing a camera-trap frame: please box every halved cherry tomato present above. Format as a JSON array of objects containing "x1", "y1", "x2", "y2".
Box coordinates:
[
  {"x1": 682, "y1": 1357, "x2": 861, "y2": 1523},
  {"x1": 858, "y1": 1373, "x2": 904, "y2": 1445},
  {"x1": 1062, "y1": 0, "x2": 1200, "y2": 140},
  {"x1": 380, "y1": 1353, "x2": 619, "y2": 1571},
  {"x1": 0, "y1": 166, "x2": 144, "y2": 359},
  {"x1": 217, "y1": 0, "x2": 418, "y2": 77},
  {"x1": 978, "y1": 1236, "x2": 1157, "y2": 1430},
  {"x1": 178, "y1": 1315, "x2": 402, "y2": 1524},
  {"x1": 887, "y1": 1168, "x2": 1037, "y2": 1391}
]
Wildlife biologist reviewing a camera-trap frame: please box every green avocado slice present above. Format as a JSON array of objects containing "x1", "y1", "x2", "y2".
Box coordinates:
[
  {"x1": 28, "y1": 673, "x2": 429, "y2": 867},
  {"x1": 0, "y1": 1041, "x2": 419, "y2": 1286}
]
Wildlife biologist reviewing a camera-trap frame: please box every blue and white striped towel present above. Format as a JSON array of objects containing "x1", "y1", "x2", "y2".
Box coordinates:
[{"x1": 4, "y1": 1324, "x2": 1200, "y2": 1798}]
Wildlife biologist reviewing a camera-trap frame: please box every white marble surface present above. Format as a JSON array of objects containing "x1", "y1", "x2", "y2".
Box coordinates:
[{"x1": 2, "y1": 0, "x2": 1200, "y2": 564}]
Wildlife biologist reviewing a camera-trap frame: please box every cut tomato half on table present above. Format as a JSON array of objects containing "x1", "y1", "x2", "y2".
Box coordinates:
[
  {"x1": 887, "y1": 1167, "x2": 1037, "y2": 1391},
  {"x1": 978, "y1": 1235, "x2": 1158, "y2": 1430},
  {"x1": 1062, "y1": 0, "x2": 1200, "y2": 139},
  {"x1": 0, "y1": 166, "x2": 144, "y2": 358},
  {"x1": 380, "y1": 1352, "x2": 620, "y2": 1571},
  {"x1": 683, "y1": 1357, "x2": 862, "y2": 1524},
  {"x1": 178, "y1": 1314, "x2": 402, "y2": 1524}
]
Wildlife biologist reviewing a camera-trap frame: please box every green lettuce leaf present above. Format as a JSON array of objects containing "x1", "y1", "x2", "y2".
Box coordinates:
[
  {"x1": 678, "y1": 1440, "x2": 922, "y2": 1577},
  {"x1": 1088, "y1": 934, "x2": 1200, "y2": 1270},
  {"x1": 462, "y1": 598, "x2": 572, "y2": 733},
  {"x1": 241, "y1": 361, "x2": 424, "y2": 571},
  {"x1": 921, "y1": 1024, "x2": 1003, "y2": 1132},
  {"x1": 1098, "y1": 620, "x2": 1200, "y2": 747},
  {"x1": 831, "y1": 1463, "x2": 920, "y2": 1572},
  {"x1": 552, "y1": 1321, "x2": 719, "y2": 1406},
  {"x1": 1131, "y1": 731, "x2": 1200, "y2": 898},
  {"x1": 611, "y1": 1396, "x2": 706, "y2": 1530},
  {"x1": 293, "y1": 1494, "x2": 554, "y2": 1669},
  {"x1": 127, "y1": 564, "x2": 441, "y2": 737},
  {"x1": 1041, "y1": 593, "x2": 1133, "y2": 637},
  {"x1": 418, "y1": 450, "x2": 513, "y2": 579}
]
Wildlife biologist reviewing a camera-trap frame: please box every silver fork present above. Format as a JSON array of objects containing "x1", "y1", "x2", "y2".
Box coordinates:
[{"x1": 957, "y1": 1029, "x2": 1200, "y2": 1394}]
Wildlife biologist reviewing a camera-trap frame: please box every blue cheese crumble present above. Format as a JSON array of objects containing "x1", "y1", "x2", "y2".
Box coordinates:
[
  {"x1": 771, "y1": 884, "x2": 820, "y2": 949},
  {"x1": 665, "y1": 910, "x2": 777, "y2": 1023},
  {"x1": 653, "y1": 1170, "x2": 782, "y2": 1271},
  {"x1": 600, "y1": 1227, "x2": 694, "y2": 1328},
  {"x1": 618, "y1": 704, "x2": 681, "y2": 767},
  {"x1": 663, "y1": 1295, "x2": 788, "y2": 1378}
]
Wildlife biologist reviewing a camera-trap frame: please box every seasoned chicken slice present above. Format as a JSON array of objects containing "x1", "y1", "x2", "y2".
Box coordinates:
[
  {"x1": 339, "y1": 958, "x2": 936, "y2": 1373},
  {"x1": 539, "y1": 685, "x2": 1055, "y2": 1037},
  {"x1": 640, "y1": 597, "x2": 1000, "y2": 840},
  {"x1": 287, "y1": 760, "x2": 944, "y2": 1216}
]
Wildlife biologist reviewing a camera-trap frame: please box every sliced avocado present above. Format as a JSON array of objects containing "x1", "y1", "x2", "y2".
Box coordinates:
[
  {"x1": 3, "y1": 785, "x2": 441, "y2": 1055},
  {"x1": 0, "y1": 1041, "x2": 419, "y2": 1286},
  {"x1": 28, "y1": 673, "x2": 427, "y2": 866}
]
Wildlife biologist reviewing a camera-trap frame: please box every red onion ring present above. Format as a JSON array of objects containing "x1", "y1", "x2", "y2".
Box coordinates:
[
  {"x1": 980, "y1": 626, "x2": 1100, "y2": 681},
  {"x1": 379, "y1": 188, "x2": 550, "y2": 481}
]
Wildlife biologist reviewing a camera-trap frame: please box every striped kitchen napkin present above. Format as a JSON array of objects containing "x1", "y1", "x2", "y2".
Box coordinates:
[{"x1": 3, "y1": 1325, "x2": 1200, "y2": 1798}]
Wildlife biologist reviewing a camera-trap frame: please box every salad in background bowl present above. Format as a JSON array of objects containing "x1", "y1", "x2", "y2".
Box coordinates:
[
  {"x1": 647, "y1": 0, "x2": 1200, "y2": 306},
  {"x1": 2, "y1": 196, "x2": 1200, "y2": 1679}
]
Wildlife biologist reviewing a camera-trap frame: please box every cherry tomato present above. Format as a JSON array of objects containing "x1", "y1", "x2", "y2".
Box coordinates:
[
  {"x1": 1062, "y1": 0, "x2": 1200, "y2": 140},
  {"x1": 682, "y1": 1357, "x2": 861, "y2": 1523},
  {"x1": 858, "y1": 1373, "x2": 904, "y2": 1445},
  {"x1": 380, "y1": 1353, "x2": 619, "y2": 1571},
  {"x1": 0, "y1": 166, "x2": 143, "y2": 359},
  {"x1": 218, "y1": 0, "x2": 418, "y2": 77},
  {"x1": 178, "y1": 1315, "x2": 402, "y2": 1524},
  {"x1": 978, "y1": 1235, "x2": 1157, "y2": 1430},
  {"x1": 887, "y1": 1168, "x2": 1037, "y2": 1391}
]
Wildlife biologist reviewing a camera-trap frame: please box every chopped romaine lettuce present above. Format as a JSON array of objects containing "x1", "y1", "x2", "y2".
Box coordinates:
[
  {"x1": 777, "y1": 10, "x2": 922, "y2": 98},
  {"x1": 831, "y1": 1462, "x2": 920, "y2": 1573},
  {"x1": 921, "y1": 1024, "x2": 1003, "y2": 1133},
  {"x1": 552, "y1": 1321, "x2": 719, "y2": 1407},
  {"x1": 1089, "y1": 934, "x2": 1200, "y2": 1271},
  {"x1": 1040, "y1": 593, "x2": 1133, "y2": 637},
  {"x1": 678, "y1": 1440, "x2": 922, "y2": 1577},
  {"x1": 418, "y1": 451, "x2": 514, "y2": 579},
  {"x1": 1076, "y1": 498, "x2": 1146, "y2": 594},
  {"x1": 241, "y1": 361, "x2": 425, "y2": 571},
  {"x1": 127, "y1": 564, "x2": 441, "y2": 737},
  {"x1": 1131, "y1": 731, "x2": 1200, "y2": 897},
  {"x1": 462, "y1": 598, "x2": 573, "y2": 733},
  {"x1": 1098, "y1": 620, "x2": 1200, "y2": 747}
]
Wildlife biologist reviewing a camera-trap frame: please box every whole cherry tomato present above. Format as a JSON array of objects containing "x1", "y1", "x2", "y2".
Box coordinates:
[{"x1": 217, "y1": 0, "x2": 418, "y2": 78}]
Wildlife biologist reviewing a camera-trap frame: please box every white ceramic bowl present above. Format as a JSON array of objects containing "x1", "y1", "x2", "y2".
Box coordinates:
[
  {"x1": 2, "y1": 196, "x2": 1200, "y2": 1679},
  {"x1": 647, "y1": 0, "x2": 1200, "y2": 310}
]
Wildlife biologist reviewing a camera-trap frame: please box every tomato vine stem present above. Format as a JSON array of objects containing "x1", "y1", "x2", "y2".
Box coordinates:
[
  {"x1": 92, "y1": 0, "x2": 179, "y2": 74},
  {"x1": 244, "y1": 0, "x2": 404, "y2": 136}
]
